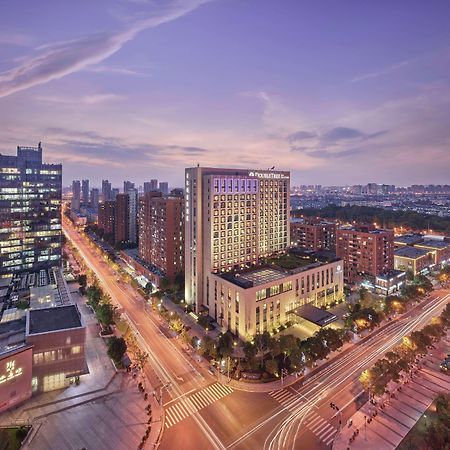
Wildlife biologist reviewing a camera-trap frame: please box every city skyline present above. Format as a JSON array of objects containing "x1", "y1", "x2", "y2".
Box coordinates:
[{"x1": 1, "y1": 1, "x2": 450, "y2": 186}]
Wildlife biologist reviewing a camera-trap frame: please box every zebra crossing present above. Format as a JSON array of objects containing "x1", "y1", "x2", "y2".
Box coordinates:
[
  {"x1": 164, "y1": 382, "x2": 233, "y2": 428},
  {"x1": 269, "y1": 390, "x2": 337, "y2": 446},
  {"x1": 305, "y1": 411, "x2": 337, "y2": 447}
]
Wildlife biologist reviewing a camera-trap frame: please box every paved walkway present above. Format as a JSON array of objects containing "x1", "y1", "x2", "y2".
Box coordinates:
[{"x1": 333, "y1": 336, "x2": 450, "y2": 450}]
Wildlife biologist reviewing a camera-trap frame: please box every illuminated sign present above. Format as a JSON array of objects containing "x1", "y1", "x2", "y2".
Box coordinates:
[
  {"x1": 0, "y1": 361, "x2": 23, "y2": 384},
  {"x1": 248, "y1": 171, "x2": 289, "y2": 180}
]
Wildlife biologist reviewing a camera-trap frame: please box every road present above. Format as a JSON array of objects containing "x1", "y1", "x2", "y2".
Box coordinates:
[{"x1": 63, "y1": 218, "x2": 449, "y2": 450}]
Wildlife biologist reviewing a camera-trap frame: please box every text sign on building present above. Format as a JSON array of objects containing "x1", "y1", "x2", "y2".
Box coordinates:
[
  {"x1": 248, "y1": 171, "x2": 289, "y2": 180},
  {"x1": 0, "y1": 361, "x2": 23, "y2": 384}
]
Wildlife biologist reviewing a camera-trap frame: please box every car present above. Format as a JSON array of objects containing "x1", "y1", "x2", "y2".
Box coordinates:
[{"x1": 440, "y1": 358, "x2": 450, "y2": 373}]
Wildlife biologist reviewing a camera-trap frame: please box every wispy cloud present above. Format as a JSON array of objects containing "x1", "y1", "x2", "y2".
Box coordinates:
[
  {"x1": 0, "y1": 33, "x2": 33, "y2": 47},
  {"x1": 84, "y1": 64, "x2": 149, "y2": 76},
  {"x1": 350, "y1": 59, "x2": 411, "y2": 83},
  {"x1": 37, "y1": 93, "x2": 127, "y2": 105},
  {"x1": 0, "y1": 0, "x2": 211, "y2": 99}
]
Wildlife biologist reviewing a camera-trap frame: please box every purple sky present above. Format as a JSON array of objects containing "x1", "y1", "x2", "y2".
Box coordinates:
[{"x1": 1, "y1": 0, "x2": 450, "y2": 187}]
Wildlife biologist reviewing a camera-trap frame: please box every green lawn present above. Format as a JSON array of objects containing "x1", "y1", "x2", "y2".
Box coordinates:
[{"x1": 0, "y1": 426, "x2": 30, "y2": 450}]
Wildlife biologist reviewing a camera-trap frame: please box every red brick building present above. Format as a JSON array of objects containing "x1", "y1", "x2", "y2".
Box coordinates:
[
  {"x1": 336, "y1": 225, "x2": 394, "y2": 284},
  {"x1": 115, "y1": 194, "x2": 129, "y2": 245},
  {"x1": 98, "y1": 200, "x2": 116, "y2": 240},
  {"x1": 138, "y1": 194, "x2": 184, "y2": 283},
  {"x1": 290, "y1": 218, "x2": 336, "y2": 251}
]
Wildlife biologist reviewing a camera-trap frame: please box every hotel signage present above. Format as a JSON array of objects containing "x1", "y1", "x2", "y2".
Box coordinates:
[{"x1": 248, "y1": 171, "x2": 289, "y2": 180}]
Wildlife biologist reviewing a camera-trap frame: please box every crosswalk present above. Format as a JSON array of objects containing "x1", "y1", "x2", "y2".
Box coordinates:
[
  {"x1": 269, "y1": 390, "x2": 337, "y2": 447},
  {"x1": 165, "y1": 383, "x2": 233, "y2": 428},
  {"x1": 305, "y1": 411, "x2": 338, "y2": 447}
]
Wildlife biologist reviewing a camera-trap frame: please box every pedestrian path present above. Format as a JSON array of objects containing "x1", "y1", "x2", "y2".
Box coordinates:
[
  {"x1": 305, "y1": 411, "x2": 338, "y2": 447},
  {"x1": 165, "y1": 383, "x2": 233, "y2": 428},
  {"x1": 269, "y1": 388, "x2": 298, "y2": 410}
]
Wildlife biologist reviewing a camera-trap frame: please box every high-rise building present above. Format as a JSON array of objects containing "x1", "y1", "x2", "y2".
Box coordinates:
[
  {"x1": 98, "y1": 200, "x2": 115, "y2": 241},
  {"x1": 0, "y1": 143, "x2": 62, "y2": 275},
  {"x1": 123, "y1": 181, "x2": 134, "y2": 193},
  {"x1": 115, "y1": 194, "x2": 129, "y2": 245},
  {"x1": 81, "y1": 179, "x2": 89, "y2": 205},
  {"x1": 127, "y1": 188, "x2": 138, "y2": 244},
  {"x1": 101, "y1": 179, "x2": 111, "y2": 202},
  {"x1": 159, "y1": 181, "x2": 169, "y2": 196},
  {"x1": 138, "y1": 194, "x2": 184, "y2": 282},
  {"x1": 290, "y1": 218, "x2": 336, "y2": 251},
  {"x1": 144, "y1": 181, "x2": 158, "y2": 193},
  {"x1": 111, "y1": 188, "x2": 119, "y2": 200},
  {"x1": 71, "y1": 180, "x2": 81, "y2": 211},
  {"x1": 90, "y1": 188, "x2": 99, "y2": 212},
  {"x1": 336, "y1": 225, "x2": 394, "y2": 284},
  {"x1": 185, "y1": 167, "x2": 290, "y2": 312}
]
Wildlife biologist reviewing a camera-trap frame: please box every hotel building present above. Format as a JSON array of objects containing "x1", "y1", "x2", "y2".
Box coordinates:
[
  {"x1": 184, "y1": 167, "x2": 344, "y2": 339},
  {"x1": 0, "y1": 144, "x2": 62, "y2": 276}
]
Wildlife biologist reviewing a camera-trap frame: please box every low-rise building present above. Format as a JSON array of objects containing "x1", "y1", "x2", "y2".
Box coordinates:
[
  {"x1": 394, "y1": 246, "x2": 433, "y2": 275},
  {"x1": 290, "y1": 218, "x2": 336, "y2": 251},
  {"x1": 206, "y1": 253, "x2": 344, "y2": 339}
]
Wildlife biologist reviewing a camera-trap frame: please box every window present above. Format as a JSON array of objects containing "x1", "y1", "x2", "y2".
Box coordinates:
[
  {"x1": 71, "y1": 345, "x2": 82, "y2": 355},
  {"x1": 256, "y1": 289, "x2": 267, "y2": 301},
  {"x1": 270, "y1": 285, "x2": 280, "y2": 296}
]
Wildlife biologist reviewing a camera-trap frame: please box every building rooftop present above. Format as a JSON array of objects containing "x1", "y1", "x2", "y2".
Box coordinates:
[
  {"x1": 375, "y1": 269, "x2": 406, "y2": 281},
  {"x1": 417, "y1": 239, "x2": 449, "y2": 250},
  {"x1": 0, "y1": 318, "x2": 26, "y2": 357},
  {"x1": 394, "y1": 234, "x2": 424, "y2": 246},
  {"x1": 394, "y1": 246, "x2": 430, "y2": 259},
  {"x1": 290, "y1": 303, "x2": 337, "y2": 327},
  {"x1": 27, "y1": 305, "x2": 83, "y2": 335}
]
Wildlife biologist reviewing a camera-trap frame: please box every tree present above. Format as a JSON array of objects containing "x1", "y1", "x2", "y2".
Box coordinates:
[
  {"x1": 199, "y1": 336, "x2": 217, "y2": 358},
  {"x1": 86, "y1": 285, "x2": 102, "y2": 309},
  {"x1": 254, "y1": 332, "x2": 272, "y2": 367},
  {"x1": 265, "y1": 359, "x2": 278, "y2": 376},
  {"x1": 279, "y1": 334, "x2": 298, "y2": 366},
  {"x1": 160, "y1": 276, "x2": 171, "y2": 291},
  {"x1": 217, "y1": 332, "x2": 234, "y2": 358},
  {"x1": 409, "y1": 330, "x2": 431, "y2": 353},
  {"x1": 96, "y1": 303, "x2": 115, "y2": 331},
  {"x1": 107, "y1": 336, "x2": 127, "y2": 363}
]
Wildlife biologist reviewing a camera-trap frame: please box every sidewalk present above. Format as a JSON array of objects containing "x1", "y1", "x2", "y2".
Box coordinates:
[{"x1": 333, "y1": 336, "x2": 450, "y2": 450}]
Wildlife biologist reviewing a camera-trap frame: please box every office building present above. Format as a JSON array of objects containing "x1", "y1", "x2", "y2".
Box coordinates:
[
  {"x1": 71, "y1": 180, "x2": 81, "y2": 211},
  {"x1": 101, "y1": 179, "x2": 111, "y2": 202},
  {"x1": 336, "y1": 225, "x2": 394, "y2": 284},
  {"x1": 90, "y1": 188, "x2": 99, "y2": 212},
  {"x1": 159, "y1": 181, "x2": 169, "y2": 196},
  {"x1": 138, "y1": 194, "x2": 184, "y2": 283},
  {"x1": 185, "y1": 167, "x2": 290, "y2": 316},
  {"x1": 290, "y1": 218, "x2": 336, "y2": 251},
  {"x1": 115, "y1": 194, "x2": 129, "y2": 245},
  {"x1": 81, "y1": 179, "x2": 89, "y2": 206},
  {"x1": 0, "y1": 144, "x2": 62, "y2": 276}
]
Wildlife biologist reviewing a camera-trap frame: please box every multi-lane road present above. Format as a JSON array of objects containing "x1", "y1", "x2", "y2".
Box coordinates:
[{"x1": 63, "y1": 218, "x2": 449, "y2": 450}]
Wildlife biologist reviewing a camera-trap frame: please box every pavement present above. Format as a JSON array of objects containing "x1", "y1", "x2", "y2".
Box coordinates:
[{"x1": 333, "y1": 333, "x2": 450, "y2": 450}]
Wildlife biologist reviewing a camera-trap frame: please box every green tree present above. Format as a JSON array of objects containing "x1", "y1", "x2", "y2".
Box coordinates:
[
  {"x1": 96, "y1": 303, "x2": 115, "y2": 331},
  {"x1": 199, "y1": 336, "x2": 217, "y2": 358},
  {"x1": 217, "y1": 332, "x2": 234, "y2": 358},
  {"x1": 265, "y1": 359, "x2": 278, "y2": 376},
  {"x1": 107, "y1": 336, "x2": 127, "y2": 363},
  {"x1": 160, "y1": 276, "x2": 171, "y2": 291}
]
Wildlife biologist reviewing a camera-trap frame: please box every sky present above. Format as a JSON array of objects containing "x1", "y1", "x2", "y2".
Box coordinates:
[{"x1": 1, "y1": 0, "x2": 450, "y2": 188}]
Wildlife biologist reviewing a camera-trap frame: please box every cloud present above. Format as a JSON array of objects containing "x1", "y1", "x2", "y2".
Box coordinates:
[
  {"x1": 84, "y1": 64, "x2": 148, "y2": 76},
  {"x1": 38, "y1": 93, "x2": 126, "y2": 105},
  {"x1": 287, "y1": 130, "x2": 317, "y2": 142},
  {"x1": 0, "y1": 33, "x2": 33, "y2": 47},
  {"x1": 350, "y1": 59, "x2": 411, "y2": 83},
  {"x1": 0, "y1": 0, "x2": 211, "y2": 99}
]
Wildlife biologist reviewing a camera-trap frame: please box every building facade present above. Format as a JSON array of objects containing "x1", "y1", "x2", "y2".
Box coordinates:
[
  {"x1": 0, "y1": 144, "x2": 62, "y2": 276},
  {"x1": 290, "y1": 218, "x2": 336, "y2": 251},
  {"x1": 336, "y1": 225, "x2": 394, "y2": 284},
  {"x1": 115, "y1": 194, "x2": 129, "y2": 245},
  {"x1": 98, "y1": 200, "x2": 116, "y2": 241},
  {"x1": 90, "y1": 188, "x2": 99, "y2": 212},
  {"x1": 81, "y1": 179, "x2": 89, "y2": 206},
  {"x1": 185, "y1": 167, "x2": 290, "y2": 314},
  {"x1": 138, "y1": 195, "x2": 184, "y2": 283},
  {"x1": 101, "y1": 179, "x2": 111, "y2": 202},
  {"x1": 207, "y1": 259, "x2": 344, "y2": 339},
  {"x1": 71, "y1": 180, "x2": 81, "y2": 211}
]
